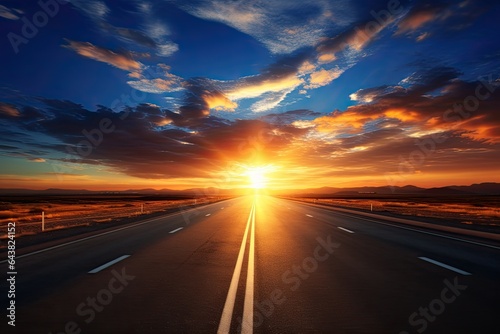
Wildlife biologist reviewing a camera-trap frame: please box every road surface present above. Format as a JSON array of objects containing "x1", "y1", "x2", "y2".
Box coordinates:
[{"x1": 1, "y1": 195, "x2": 499, "y2": 333}]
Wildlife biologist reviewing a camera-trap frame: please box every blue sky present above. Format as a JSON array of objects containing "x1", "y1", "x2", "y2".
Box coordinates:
[{"x1": 1, "y1": 0, "x2": 500, "y2": 190}]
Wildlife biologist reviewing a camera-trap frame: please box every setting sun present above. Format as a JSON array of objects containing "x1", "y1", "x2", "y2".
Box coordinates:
[{"x1": 244, "y1": 165, "x2": 274, "y2": 189}]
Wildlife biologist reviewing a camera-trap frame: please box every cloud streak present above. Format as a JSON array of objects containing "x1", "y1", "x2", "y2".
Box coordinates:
[
  {"x1": 0, "y1": 103, "x2": 21, "y2": 117},
  {"x1": 63, "y1": 40, "x2": 143, "y2": 71},
  {"x1": 0, "y1": 4, "x2": 23, "y2": 20}
]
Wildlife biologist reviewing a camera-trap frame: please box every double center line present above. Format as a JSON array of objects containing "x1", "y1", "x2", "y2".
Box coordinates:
[{"x1": 218, "y1": 200, "x2": 256, "y2": 334}]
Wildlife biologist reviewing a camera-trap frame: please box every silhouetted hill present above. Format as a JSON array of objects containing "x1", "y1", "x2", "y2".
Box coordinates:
[
  {"x1": 0, "y1": 183, "x2": 498, "y2": 196},
  {"x1": 449, "y1": 183, "x2": 500, "y2": 195},
  {"x1": 274, "y1": 183, "x2": 500, "y2": 196},
  {"x1": 273, "y1": 185, "x2": 426, "y2": 196},
  {"x1": 421, "y1": 187, "x2": 473, "y2": 195}
]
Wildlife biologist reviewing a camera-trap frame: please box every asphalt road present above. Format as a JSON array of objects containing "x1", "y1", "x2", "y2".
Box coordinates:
[{"x1": 1, "y1": 195, "x2": 499, "y2": 333}]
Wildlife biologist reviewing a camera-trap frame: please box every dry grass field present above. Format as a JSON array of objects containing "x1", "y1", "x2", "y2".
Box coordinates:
[
  {"x1": 0, "y1": 195, "x2": 222, "y2": 238},
  {"x1": 292, "y1": 195, "x2": 500, "y2": 232}
]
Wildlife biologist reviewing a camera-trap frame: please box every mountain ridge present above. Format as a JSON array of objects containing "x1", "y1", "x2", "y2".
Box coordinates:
[{"x1": 0, "y1": 182, "x2": 499, "y2": 196}]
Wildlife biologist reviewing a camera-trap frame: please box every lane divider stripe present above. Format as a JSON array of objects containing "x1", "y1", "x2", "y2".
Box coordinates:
[
  {"x1": 169, "y1": 227, "x2": 183, "y2": 234},
  {"x1": 88, "y1": 255, "x2": 130, "y2": 274},
  {"x1": 338, "y1": 227, "x2": 355, "y2": 234},
  {"x1": 217, "y1": 201, "x2": 255, "y2": 333},
  {"x1": 242, "y1": 201, "x2": 256, "y2": 334},
  {"x1": 418, "y1": 257, "x2": 471, "y2": 275}
]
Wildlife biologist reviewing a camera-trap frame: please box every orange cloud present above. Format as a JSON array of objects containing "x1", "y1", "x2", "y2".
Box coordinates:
[
  {"x1": 318, "y1": 53, "x2": 336, "y2": 64},
  {"x1": 154, "y1": 118, "x2": 173, "y2": 126},
  {"x1": 313, "y1": 110, "x2": 378, "y2": 134},
  {"x1": 313, "y1": 108, "x2": 424, "y2": 135},
  {"x1": 298, "y1": 61, "x2": 316, "y2": 74},
  {"x1": 29, "y1": 158, "x2": 46, "y2": 163},
  {"x1": 202, "y1": 91, "x2": 238, "y2": 111},
  {"x1": 227, "y1": 74, "x2": 303, "y2": 100},
  {"x1": 398, "y1": 12, "x2": 436, "y2": 33},
  {"x1": 455, "y1": 115, "x2": 500, "y2": 143},
  {"x1": 317, "y1": 18, "x2": 391, "y2": 58},
  {"x1": 128, "y1": 71, "x2": 142, "y2": 79},
  {"x1": 384, "y1": 109, "x2": 421, "y2": 122},
  {"x1": 305, "y1": 68, "x2": 343, "y2": 89},
  {"x1": 0, "y1": 103, "x2": 20, "y2": 117},
  {"x1": 350, "y1": 22, "x2": 388, "y2": 51},
  {"x1": 396, "y1": 5, "x2": 441, "y2": 35},
  {"x1": 64, "y1": 40, "x2": 142, "y2": 71}
]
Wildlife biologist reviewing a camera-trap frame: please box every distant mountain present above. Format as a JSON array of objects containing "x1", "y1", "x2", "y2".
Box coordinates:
[
  {"x1": 120, "y1": 187, "x2": 242, "y2": 196},
  {"x1": 0, "y1": 187, "x2": 248, "y2": 197},
  {"x1": 0, "y1": 182, "x2": 498, "y2": 196},
  {"x1": 417, "y1": 183, "x2": 500, "y2": 196},
  {"x1": 400, "y1": 185, "x2": 425, "y2": 192},
  {"x1": 272, "y1": 185, "x2": 426, "y2": 196},
  {"x1": 449, "y1": 182, "x2": 500, "y2": 195},
  {"x1": 42, "y1": 188, "x2": 93, "y2": 194},
  {"x1": 0, "y1": 188, "x2": 93, "y2": 195},
  {"x1": 272, "y1": 183, "x2": 500, "y2": 196},
  {"x1": 421, "y1": 187, "x2": 473, "y2": 195}
]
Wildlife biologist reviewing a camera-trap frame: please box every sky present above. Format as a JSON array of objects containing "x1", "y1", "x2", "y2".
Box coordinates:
[{"x1": 0, "y1": 0, "x2": 500, "y2": 191}]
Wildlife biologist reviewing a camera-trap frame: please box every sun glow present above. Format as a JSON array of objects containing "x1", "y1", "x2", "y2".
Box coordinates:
[{"x1": 243, "y1": 165, "x2": 275, "y2": 189}]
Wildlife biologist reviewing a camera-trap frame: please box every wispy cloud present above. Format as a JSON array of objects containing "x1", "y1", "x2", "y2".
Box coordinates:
[
  {"x1": 29, "y1": 157, "x2": 46, "y2": 163},
  {"x1": 156, "y1": 43, "x2": 179, "y2": 57},
  {"x1": 394, "y1": 0, "x2": 491, "y2": 39},
  {"x1": 127, "y1": 64, "x2": 184, "y2": 93},
  {"x1": 396, "y1": 2, "x2": 445, "y2": 35},
  {"x1": 68, "y1": 0, "x2": 110, "y2": 21},
  {"x1": 250, "y1": 88, "x2": 295, "y2": 113},
  {"x1": 100, "y1": 21, "x2": 179, "y2": 57},
  {"x1": 63, "y1": 40, "x2": 143, "y2": 71},
  {"x1": 317, "y1": 16, "x2": 392, "y2": 60},
  {"x1": 416, "y1": 32, "x2": 431, "y2": 42},
  {"x1": 0, "y1": 103, "x2": 21, "y2": 117},
  {"x1": 128, "y1": 77, "x2": 182, "y2": 93},
  {"x1": 63, "y1": 40, "x2": 183, "y2": 93},
  {"x1": 70, "y1": 1, "x2": 179, "y2": 58},
  {"x1": 99, "y1": 22, "x2": 157, "y2": 48},
  {"x1": 227, "y1": 74, "x2": 304, "y2": 101},
  {"x1": 0, "y1": 5, "x2": 23, "y2": 20},
  {"x1": 168, "y1": 0, "x2": 355, "y2": 54}
]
